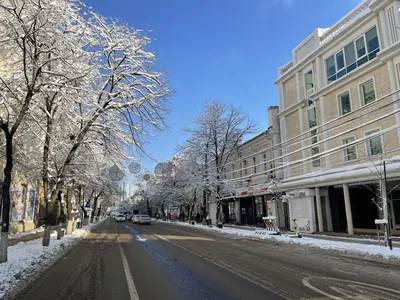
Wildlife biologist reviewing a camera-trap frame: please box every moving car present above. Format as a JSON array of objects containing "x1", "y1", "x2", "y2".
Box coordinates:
[
  {"x1": 114, "y1": 214, "x2": 126, "y2": 222},
  {"x1": 137, "y1": 215, "x2": 151, "y2": 225}
]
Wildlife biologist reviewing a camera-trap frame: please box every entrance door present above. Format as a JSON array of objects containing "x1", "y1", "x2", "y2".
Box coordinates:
[
  {"x1": 240, "y1": 197, "x2": 254, "y2": 225},
  {"x1": 276, "y1": 201, "x2": 289, "y2": 229}
]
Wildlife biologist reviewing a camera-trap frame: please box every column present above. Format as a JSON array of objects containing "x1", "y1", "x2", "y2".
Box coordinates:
[
  {"x1": 315, "y1": 56, "x2": 324, "y2": 90},
  {"x1": 299, "y1": 107, "x2": 309, "y2": 173},
  {"x1": 315, "y1": 187, "x2": 324, "y2": 232},
  {"x1": 378, "y1": 9, "x2": 390, "y2": 48},
  {"x1": 324, "y1": 195, "x2": 333, "y2": 231},
  {"x1": 343, "y1": 183, "x2": 354, "y2": 235},
  {"x1": 296, "y1": 72, "x2": 302, "y2": 102},
  {"x1": 319, "y1": 96, "x2": 331, "y2": 168}
]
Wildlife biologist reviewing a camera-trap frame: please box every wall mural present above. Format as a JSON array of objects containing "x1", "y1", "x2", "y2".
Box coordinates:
[
  {"x1": 11, "y1": 184, "x2": 24, "y2": 221},
  {"x1": 29, "y1": 189, "x2": 35, "y2": 220}
]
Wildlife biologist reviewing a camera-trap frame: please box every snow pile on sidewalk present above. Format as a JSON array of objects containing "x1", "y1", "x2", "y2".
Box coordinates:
[
  {"x1": 161, "y1": 221, "x2": 400, "y2": 260},
  {"x1": 0, "y1": 219, "x2": 106, "y2": 299}
]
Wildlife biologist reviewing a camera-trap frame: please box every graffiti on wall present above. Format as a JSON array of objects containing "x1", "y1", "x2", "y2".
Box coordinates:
[
  {"x1": 11, "y1": 184, "x2": 24, "y2": 221},
  {"x1": 29, "y1": 189, "x2": 35, "y2": 220}
]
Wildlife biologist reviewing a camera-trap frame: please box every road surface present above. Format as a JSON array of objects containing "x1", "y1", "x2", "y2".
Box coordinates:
[{"x1": 15, "y1": 219, "x2": 400, "y2": 300}]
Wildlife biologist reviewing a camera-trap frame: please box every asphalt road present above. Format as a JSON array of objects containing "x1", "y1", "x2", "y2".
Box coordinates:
[{"x1": 15, "y1": 219, "x2": 400, "y2": 300}]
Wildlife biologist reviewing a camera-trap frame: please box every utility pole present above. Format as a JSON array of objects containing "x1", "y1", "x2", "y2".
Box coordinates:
[{"x1": 383, "y1": 161, "x2": 393, "y2": 250}]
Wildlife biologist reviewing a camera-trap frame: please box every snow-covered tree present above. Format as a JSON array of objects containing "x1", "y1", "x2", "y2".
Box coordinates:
[
  {"x1": 0, "y1": 0, "x2": 96, "y2": 262},
  {"x1": 182, "y1": 102, "x2": 257, "y2": 223},
  {"x1": 0, "y1": 0, "x2": 171, "y2": 260}
]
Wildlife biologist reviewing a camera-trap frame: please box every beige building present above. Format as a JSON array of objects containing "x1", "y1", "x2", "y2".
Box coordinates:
[
  {"x1": 218, "y1": 106, "x2": 288, "y2": 227},
  {"x1": 274, "y1": 0, "x2": 400, "y2": 234}
]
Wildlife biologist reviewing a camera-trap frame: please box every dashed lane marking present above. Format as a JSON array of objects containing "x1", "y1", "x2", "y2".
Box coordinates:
[{"x1": 114, "y1": 223, "x2": 140, "y2": 300}]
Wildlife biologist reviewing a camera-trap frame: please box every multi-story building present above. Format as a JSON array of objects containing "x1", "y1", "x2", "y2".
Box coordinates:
[
  {"x1": 219, "y1": 106, "x2": 287, "y2": 227},
  {"x1": 274, "y1": 0, "x2": 400, "y2": 234}
]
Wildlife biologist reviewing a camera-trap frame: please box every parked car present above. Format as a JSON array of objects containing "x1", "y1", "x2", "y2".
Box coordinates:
[
  {"x1": 131, "y1": 215, "x2": 140, "y2": 223},
  {"x1": 137, "y1": 215, "x2": 151, "y2": 225},
  {"x1": 115, "y1": 214, "x2": 126, "y2": 222}
]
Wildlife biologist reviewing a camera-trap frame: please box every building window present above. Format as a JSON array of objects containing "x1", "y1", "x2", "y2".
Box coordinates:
[
  {"x1": 242, "y1": 160, "x2": 247, "y2": 176},
  {"x1": 338, "y1": 91, "x2": 352, "y2": 115},
  {"x1": 344, "y1": 42, "x2": 356, "y2": 73},
  {"x1": 366, "y1": 129, "x2": 383, "y2": 156},
  {"x1": 232, "y1": 163, "x2": 236, "y2": 178},
  {"x1": 252, "y1": 157, "x2": 257, "y2": 174},
  {"x1": 311, "y1": 146, "x2": 321, "y2": 167},
  {"x1": 336, "y1": 50, "x2": 346, "y2": 79},
  {"x1": 308, "y1": 106, "x2": 317, "y2": 128},
  {"x1": 360, "y1": 79, "x2": 376, "y2": 105},
  {"x1": 304, "y1": 70, "x2": 314, "y2": 98},
  {"x1": 262, "y1": 153, "x2": 267, "y2": 171},
  {"x1": 365, "y1": 27, "x2": 379, "y2": 59},
  {"x1": 343, "y1": 137, "x2": 357, "y2": 161},
  {"x1": 326, "y1": 56, "x2": 336, "y2": 83},
  {"x1": 325, "y1": 26, "x2": 380, "y2": 83}
]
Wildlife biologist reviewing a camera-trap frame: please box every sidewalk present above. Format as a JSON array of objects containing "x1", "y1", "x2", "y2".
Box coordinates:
[
  {"x1": 0, "y1": 218, "x2": 106, "y2": 299},
  {"x1": 224, "y1": 224, "x2": 400, "y2": 246}
]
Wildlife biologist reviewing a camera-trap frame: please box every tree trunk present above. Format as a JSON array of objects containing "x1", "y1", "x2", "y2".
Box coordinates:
[
  {"x1": 42, "y1": 101, "x2": 53, "y2": 246},
  {"x1": 97, "y1": 205, "x2": 102, "y2": 217},
  {"x1": 91, "y1": 192, "x2": 102, "y2": 223},
  {"x1": 0, "y1": 126, "x2": 13, "y2": 263},
  {"x1": 189, "y1": 203, "x2": 195, "y2": 221}
]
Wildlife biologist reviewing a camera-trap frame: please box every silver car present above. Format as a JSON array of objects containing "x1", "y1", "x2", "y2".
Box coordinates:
[
  {"x1": 137, "y1": 215, "x2": 151, "y2": 225},
  {"x1": 115, "y1": 214, "x2": 126, "y2": 222}
]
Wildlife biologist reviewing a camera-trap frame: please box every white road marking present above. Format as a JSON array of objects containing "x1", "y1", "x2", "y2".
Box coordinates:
[
  {"x1": 151, "y1": 231, "x2": 293, "y2": 300},
  {"x1": 136, "y1": 235, "x2": 146, "y2": 242},
  {"x1": 114, "y1": 223, "x2": 140, "y2": 300},
  {"x1": 119, "y1": 244, "x2": 140, "y2": 300},
  {"x1": 302, "y1": 277, "x2": 342, "y2": 300},
  {"x1": 125, "y1": 225, "x2": 147, "y2": 242},
  {"x1": 302, "y1": 276, "x2": 400, "y2": 300}
]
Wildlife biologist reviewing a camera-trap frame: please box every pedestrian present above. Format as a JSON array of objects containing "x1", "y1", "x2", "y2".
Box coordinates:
[
  {"x1": 76, "y1": 215, "x2": 81, "y2": 229},
  {"x1": 206, "y1": 213, "x2": 211, "y2": 226},
  {"x1": 196, "y1": 213, "x2": 200, "y2": 223}
]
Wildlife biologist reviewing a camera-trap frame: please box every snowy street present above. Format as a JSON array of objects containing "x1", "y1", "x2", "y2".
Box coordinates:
[{"x1": 9, "y1": 218, "x2": 400, "y2": 300}]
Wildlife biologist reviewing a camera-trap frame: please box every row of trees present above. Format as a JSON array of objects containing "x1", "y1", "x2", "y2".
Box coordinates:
[
  {"x1": 0, "y1": 0, "x2": 171, "y2": 262},
  {"x1": 137, "y1": 102, "x2": 257, "y2": 223}
]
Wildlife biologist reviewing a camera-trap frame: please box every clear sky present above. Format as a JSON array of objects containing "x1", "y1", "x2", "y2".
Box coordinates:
[{"x1": 86, "y1": 0, "x2": 362, "y2": 177}]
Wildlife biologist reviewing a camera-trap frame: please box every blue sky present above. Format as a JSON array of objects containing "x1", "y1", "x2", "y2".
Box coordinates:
[{"x1": 86, "y1": 0, "x2": 362, "y2": 175}]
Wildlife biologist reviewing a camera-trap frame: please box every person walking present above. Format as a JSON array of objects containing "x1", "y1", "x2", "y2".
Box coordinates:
[
  {"x1": 206, "y1": 213, "x2": 211, "y2": 226},
  {"x1": 76, "y1": 215, "x2": 82, "y2": 229}
]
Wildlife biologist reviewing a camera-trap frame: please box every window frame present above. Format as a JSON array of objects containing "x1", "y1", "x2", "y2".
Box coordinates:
[
  {"x1": 337, "y1": 89, "x2": 352, "y2": 116},
  {"x1": 311, "y1": 145, "x2": 321, "y2": 168},
  {"x1": 324, "y1": 25, "x2": 380, "y2": 85},
  {"x1": 304, "y1": 69, "x2": 314, "y2": 100},
  {"x1": 252, "y1": 156, "x2": 257, "y2": 174},
  {"x1": 342, "y1": 135, "x2": 358, "y2": 162},
  {"x1": 335, "y1": 49, "x2": 346, "y2": 79},
  {"x1": 359, "y1": 77, "x2": 377, "y2": 106},
  {"x1": 365, "y1": 128, "x2": 384, "y2": 157},
  {"x1": 261, "y1": 153, "x2": 267, "y2": 172},
  {"x1": 242, "y1": 159, "x2": 247, "y2": 176}
]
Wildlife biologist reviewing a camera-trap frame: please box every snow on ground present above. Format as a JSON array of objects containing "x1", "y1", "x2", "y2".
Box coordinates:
[
  {"x1": 160, "y1": 221, "x2": 400, "y2": 260},
  {"x1": 0, "y1": 219, "x2": 106, "y2": 299}
]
